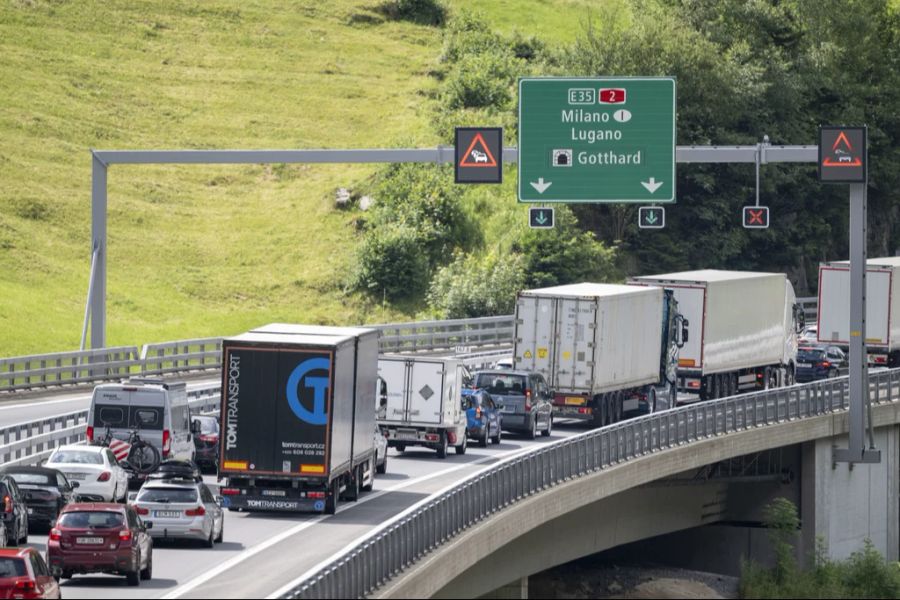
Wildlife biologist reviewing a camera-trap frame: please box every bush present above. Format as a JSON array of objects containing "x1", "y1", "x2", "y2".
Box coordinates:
[
  {"x1": 354, "y1": 223, "x2": 430, "y2": 302},
  {"x1": 442, "y1": 52, "x2": 520, "y2": 110},
  {"x1": 379, "y1": 0, "x2": 447, "y2": 27},
  {"x1": 512, "y1": 207, "x2": 620, "y2": 288},
  {"x1": 427, "y1": 252, "x2": 525, "y2": 319}
]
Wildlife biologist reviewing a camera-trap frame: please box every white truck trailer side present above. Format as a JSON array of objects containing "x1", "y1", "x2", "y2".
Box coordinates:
[
  {"x1": 630, "y1": 270, "x2": 802, "y2": 400},
  {"x1": 514, "y1": 283, "x2": 685, "y2": 427},
  {"x1": 376, "y1": 356, "x2": 468, "y2": 458},
  {"x1": 818, "y1": 257, "x2": 900, "y2": 366}
]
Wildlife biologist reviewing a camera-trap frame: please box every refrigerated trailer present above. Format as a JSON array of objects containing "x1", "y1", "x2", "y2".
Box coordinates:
[
  {"x1": 376, "y1": 356, "x2": 468, "y2": 458},
  {"x1": 818, "y1": 257, "x2": 900, "y2": 366},
  {"x1": 630, "y1": 270, "x2": 803, "y2": 399},
  {"x1": 218, "y1": 324, "x2": 378, "y2": 514},
  {"x1": 513, "y1": 283, "x2": 685, "y2": 427}
]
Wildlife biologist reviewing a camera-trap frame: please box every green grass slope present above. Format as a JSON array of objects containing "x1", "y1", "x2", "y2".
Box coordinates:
[{"x1": 0, "y1": 0, "x2": 609, "y2": 356}]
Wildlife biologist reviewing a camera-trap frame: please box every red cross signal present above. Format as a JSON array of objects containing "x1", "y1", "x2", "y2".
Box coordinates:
[{"x1": 743, "y1": 206, "x2": 770, "y2": 229}]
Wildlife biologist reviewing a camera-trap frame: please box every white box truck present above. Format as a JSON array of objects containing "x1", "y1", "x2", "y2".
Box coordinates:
[
  {"x1": 817, "y1": 257, "x2": 900, "y2": 366},
  {"x1": 630, "y1": 270, "x2": 803, "y2": 399},
  {"x1": 376, "y1": 356, "x2": 468, "y2": 458},
  {"x1": 513, "y1": 283, "x2": 686, "y2": 427}
]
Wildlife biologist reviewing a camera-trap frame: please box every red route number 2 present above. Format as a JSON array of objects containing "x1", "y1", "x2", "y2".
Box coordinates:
[{"x1": 598, "y1": 88, "x2": 626, "y2": 104}]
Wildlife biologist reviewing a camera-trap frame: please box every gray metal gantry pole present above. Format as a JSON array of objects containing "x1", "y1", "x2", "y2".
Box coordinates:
[{"x1": 86, "y1": 144, "x2": 817, "y2": 349}]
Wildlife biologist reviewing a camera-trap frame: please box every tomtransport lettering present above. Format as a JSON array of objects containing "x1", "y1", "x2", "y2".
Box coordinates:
[{"x1": 226, "y1": 354, "x2": 240, "y2": 451}]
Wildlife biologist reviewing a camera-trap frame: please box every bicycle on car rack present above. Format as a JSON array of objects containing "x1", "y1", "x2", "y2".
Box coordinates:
[{"x1": 93, "y1": 423, "x2": 162, "y2": 475}]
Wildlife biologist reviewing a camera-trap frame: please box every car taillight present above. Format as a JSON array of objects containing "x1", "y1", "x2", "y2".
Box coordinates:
[
  {"x1": 3, "y1": 495, "x2": 12, "y2": 513},
  {"x1": 818, "y1": 361, "x2": 832, "y2": 368},
  {"x1": 86, "y1": 426, "x2": 94, "y2": 442},
  {"x1": 97, "y1": 471, "x2": 111, "y2": 482},
  {"x1": 221, "y1": 488, "x2": 240, "y2": 496},
  {"x1": 185, "y1": 506, "x2": 206, "y2": 517},
  {"x1": 162, "y1": 429, "x2": 171, "y2": 458},
  {"x1": 199, "y1": 434, "x2": 218, "y2": 443},
  {"x1": 14, "y1": 580, "x2": 36, "y2": 592},
  {"x1": 119, "y1": 529, "x2": 132, "y2": 541},
  {"x1": 49, "y1": 528, "x2": 62, "y2": 541},
  {"x1": 135, "y1": 506, "x2": 149, "y2": 515},
  {"x1": 308, "y1": 492, "x2": 326, "y2": 499}
]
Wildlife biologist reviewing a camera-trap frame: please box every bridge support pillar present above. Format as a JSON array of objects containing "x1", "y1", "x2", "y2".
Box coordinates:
[
  {"x1": 480, "y1": 576, "x2": 527, "y2": 600},
  {"x1": 801, "y1": 424, "x2": 899, "y2": 563}
]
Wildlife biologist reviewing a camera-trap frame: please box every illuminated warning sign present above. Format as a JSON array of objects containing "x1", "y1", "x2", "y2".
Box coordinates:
[
  {"x1": 819, "y1": 126, "x2": 866, "y2": 183},
  {"x1": 455, "y1": 127, "x2": 502, "y2": 184},
  {"x1": 743, "y1": 206, "x2": 770, "y2": 229}
]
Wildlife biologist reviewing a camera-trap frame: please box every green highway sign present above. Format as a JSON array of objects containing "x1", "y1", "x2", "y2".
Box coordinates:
[
  {"x1": 518, "y1": 77, "x2": 676, "y2": 203},
  {"x1": 638, "y1": 206, "x2": 665, "y2": 229}
]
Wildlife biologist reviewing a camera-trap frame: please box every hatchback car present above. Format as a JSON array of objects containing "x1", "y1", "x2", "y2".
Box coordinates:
[
  {"x1": 465, "y1": 391, "x2": 503, "y2": 447},
  {"x1": 131, "y1": 480, "x2": 223, "y2": 547},
  {"x1": 45, "y1": 445, "x2": 128, "y2": 503},
  {"x1": 796, "y1": 345, "x2": 847, "y2": 382},
  {"x1": 0, "y1": 547, "x2": 60, "y2": 599},
  {"x1": 0, "y1": 475, "x2": 28, "y2": 547},
  {"x1": 191, "y1": 415, "x2": 220, "y2": 473},
  {"x1": 47, "y1": 503, "x2": 152, "y2": 586},
  {"x1": 0, "y1": 467, "x2": 77, "y2": 531},
  {"x1": 472, "y1": 370, "x2": 553, "y2": 439}
]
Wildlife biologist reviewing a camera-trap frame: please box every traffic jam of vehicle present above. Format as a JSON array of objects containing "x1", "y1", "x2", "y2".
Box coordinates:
[{"x1": 1, "y1": 260, "x2": 892, "y2": 595}]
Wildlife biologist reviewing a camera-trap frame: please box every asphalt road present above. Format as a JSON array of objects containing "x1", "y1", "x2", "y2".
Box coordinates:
[{"x1": 18, "y1": 421, "x2": 590, "y2": 599}]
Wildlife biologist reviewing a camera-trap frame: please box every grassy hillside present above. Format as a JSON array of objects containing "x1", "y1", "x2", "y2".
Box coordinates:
[{"x1": 0, "y1": 0, "x2": 613, "y2": 356}]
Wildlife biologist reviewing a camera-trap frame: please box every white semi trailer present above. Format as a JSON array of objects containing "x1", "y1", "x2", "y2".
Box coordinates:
[
  {"x1": 817, "y1": 257, "x2": 900, "y2": 367},
  {"x1": 630, "y1": 270, "x2": 803, "y2": 400},
  {"x1": 513, "y1": 283, "x2": 686, "y2": 427}
]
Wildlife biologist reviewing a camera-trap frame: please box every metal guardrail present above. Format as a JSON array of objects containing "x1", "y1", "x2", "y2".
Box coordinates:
[
  {"x1": 281, "y1": 366, "x2": 898, "y2": 599},
  {"x1": 0, "y1": 384, "x2": 221, "y2": 467},
  {"x1": 0, "y1": 316, "x2": 515, "y2": 394}
]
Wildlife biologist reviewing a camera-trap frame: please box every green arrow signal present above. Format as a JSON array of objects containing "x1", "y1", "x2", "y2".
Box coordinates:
[
  {"x1": 645, "y1": 211, "x2": 658, "y2": 225},
  {"x1": 535, "y1": 211, "x2": 548, "y2": 225}
]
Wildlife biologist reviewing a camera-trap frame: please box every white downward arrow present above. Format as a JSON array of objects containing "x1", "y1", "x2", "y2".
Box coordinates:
[
  {"x1": 641, "y1": 177, "x2": 664, "y2": 194},
  {"x1": 530, "y1": 178, "x2": 552, "y2": 194}
]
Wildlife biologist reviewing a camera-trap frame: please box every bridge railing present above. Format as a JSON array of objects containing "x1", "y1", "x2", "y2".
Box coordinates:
[
  {"x1": 0, "y1": 384, "x2": 221, "y2": 467},
  {"x1": 0, "y1": 315, "x2": 515, "y2": 394},
  {"x1": 281, "y1": 367, "x2": 897, "y2": 599}
]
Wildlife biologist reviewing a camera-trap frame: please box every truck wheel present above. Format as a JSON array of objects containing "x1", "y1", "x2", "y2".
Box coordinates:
[
  {"x1": 436, "y1": 433, "x2": 448, "y2": 459},
  {"x1": 343, "y1": 468, "x2": 360, "y2": 502},
  {"x1": 455, "y1": 434, "x2": 467, "y2": 455},
  {"x1": 590, "y1": 396, "x2": 605, "y2": 428},
  {"x1": 613, "y1": 391, "x2": 624, "y2": 423},
  {"x1": 647, "y1": 387, "x2": 658, "y2": 413},
  {"x1": 396, "y1": 444, "x2": 406, "y2": 453}
]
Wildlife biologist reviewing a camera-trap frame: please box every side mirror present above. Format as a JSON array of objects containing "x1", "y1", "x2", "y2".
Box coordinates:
[
  {"x1": 70, "y1": 482, "x2": 80, "y2": 489},
  {"x1": 215, "y1": 495, "x2": 224, "y2": 506}
]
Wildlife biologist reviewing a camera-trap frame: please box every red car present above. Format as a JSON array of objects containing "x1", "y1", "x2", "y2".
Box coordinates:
[
  {"x1": 46, "y1": 503, "x2": 153, "y2": 586},
  {"x1": 0, "y1": 547, "x2": 60, "y2": 599}
]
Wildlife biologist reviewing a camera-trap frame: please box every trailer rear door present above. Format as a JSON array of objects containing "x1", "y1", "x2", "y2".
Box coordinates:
[
  {"x1": 408, "y1": 360, "x2": 445, "y2": 425},
  {"x1": 554, "y1": 296, "x2": 598, "y2": 392}
]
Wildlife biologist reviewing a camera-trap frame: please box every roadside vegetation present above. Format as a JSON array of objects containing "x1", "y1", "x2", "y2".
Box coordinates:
[
  {"x1": 1, "y1": 0, "x2": 899, "y2": 354},
  {"x1": 741, "y1": 498, "x2": 900, "y2": 598}
]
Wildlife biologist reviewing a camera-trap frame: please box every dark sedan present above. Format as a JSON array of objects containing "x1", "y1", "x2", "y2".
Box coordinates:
[
  {"x1": 796, "y1": 345, "x2": 847, "y2": 382},
  {"x1": 191, "y1": 416, "x2": 220, "y2": 473},
  {"x1": 0, "y1": 467, "x2": 78, "y2": 531}
]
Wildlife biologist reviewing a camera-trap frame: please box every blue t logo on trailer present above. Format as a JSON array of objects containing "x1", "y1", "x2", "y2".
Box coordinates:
[{"x1": 287, "y1": 357, "x2": 331, "y2": 425}]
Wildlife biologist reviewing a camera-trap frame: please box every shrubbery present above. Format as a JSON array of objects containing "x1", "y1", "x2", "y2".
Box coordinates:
[
  {"x1": 379, "y1": 0, "x2": 447, "y2": 27},
  {"x1": 427, "y1": 252, "x2": 525, "y2": 319},
  {"x1": 354, "y1": 223, "x2": 430, "y2": 302}
]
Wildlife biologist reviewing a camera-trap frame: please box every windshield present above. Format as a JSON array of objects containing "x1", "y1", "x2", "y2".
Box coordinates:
[
  {"x1": 0, "y1": 558, "x2": 26, "y2": 578},
  {"x1": 49, "y1": 450, "x2": 103, "y2": 465},
  {"x1": 193, "y1": 417, "x2": 219, "y2": 434},
  {"x1": 93, "y1": 403, "x2": 163, "y2": 431},
  {"x1": 474, "y1": 373, "x2": 527, "y2": 395},
  {"x1": 798, "y1": 349, "x2": 826, "y2": 361},
  {"x1": 58, "y1": 511, "x2": 125, "y2": 529},
  {"x1": 137, "y1": 487, "x2": 199, "y2": 503},
  {"x1": 8, "y1": 472, "x2": 53, "y2": 486}
]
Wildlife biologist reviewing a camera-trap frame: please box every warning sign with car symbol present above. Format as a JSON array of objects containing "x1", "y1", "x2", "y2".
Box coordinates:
[
  {"x1": 455, "y1": 127, "x2": 503, "y2": 184},
  {"x1": 819, "y1": 126, "x2": 866, "y2": 183}
]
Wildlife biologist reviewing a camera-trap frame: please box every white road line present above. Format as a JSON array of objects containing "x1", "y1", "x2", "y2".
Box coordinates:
[{"x1": 162, "y1": 447, "x2": 534, "y2": 599}]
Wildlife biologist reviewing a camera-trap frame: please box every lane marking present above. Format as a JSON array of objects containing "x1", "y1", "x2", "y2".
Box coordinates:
[{"x1": 162, "y1": 442, "x2": 548, "y2": 599}]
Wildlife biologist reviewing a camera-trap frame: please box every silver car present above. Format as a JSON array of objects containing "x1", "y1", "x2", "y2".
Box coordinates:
[{"x1": 131, "y1": 480, "x2": 223, "y2": 547}]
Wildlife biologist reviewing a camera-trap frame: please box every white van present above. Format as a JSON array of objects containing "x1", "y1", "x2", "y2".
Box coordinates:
[{"x1": 87, "y1": 379, "x2": 196, "y2": 463}]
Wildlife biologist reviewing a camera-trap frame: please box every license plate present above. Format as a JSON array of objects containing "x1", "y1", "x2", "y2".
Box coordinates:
[
  {"x1": 565, "y1": 397, "x2": 585, "y2": 406},
  {"x1": 797, "y1": 363, "x2": 812, "y2": 368},
  {"x1": 77, "y1": 537, "x2": 104, "y2": 545},
  {"x1": 502, "y1": 406, "x2": 516, "y2": 413},
  {"x1": 262, "y1": 490, "x2": 286, "y2": 497},
  {"x1": 65, "y1": 473, "x2": 86, "y2": 480},
  {"x1": 397, "y1": 432, "x2": 417, "y2": 441},
  {"x1": 155, "y1": 511, "x2": 180, "y2": 518}
]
